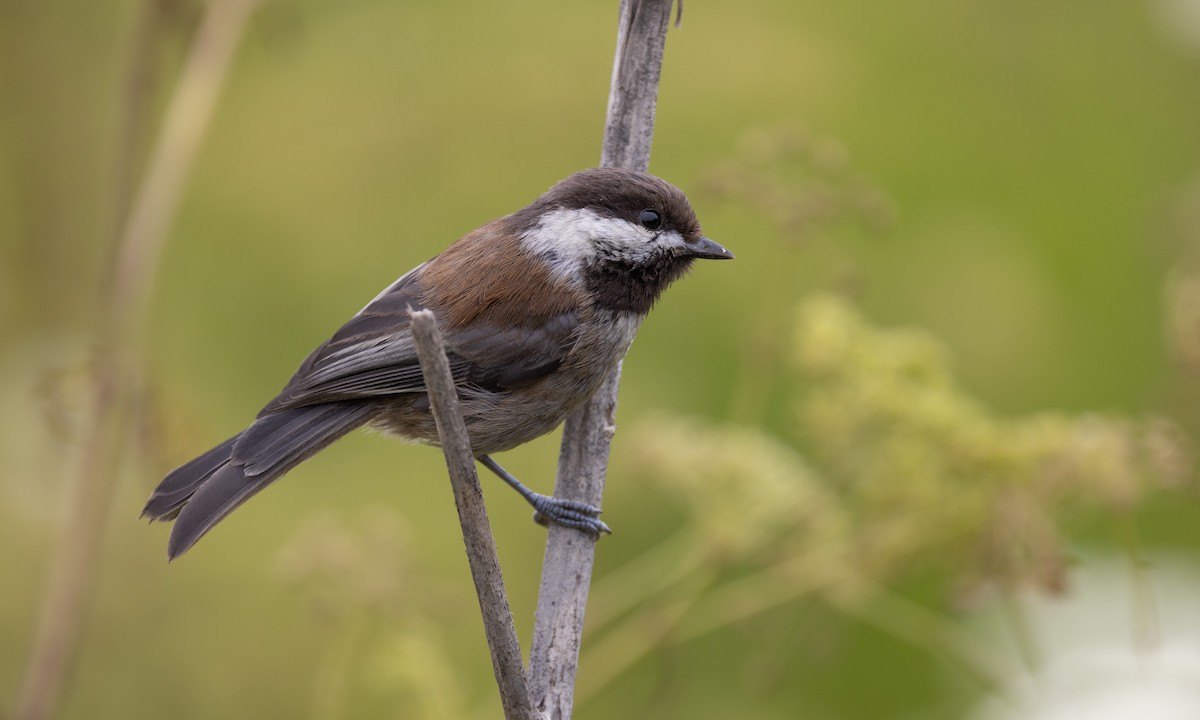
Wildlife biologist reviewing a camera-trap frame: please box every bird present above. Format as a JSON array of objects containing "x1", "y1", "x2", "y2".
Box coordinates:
[{"x1": 141, "y1": 167, "x2": 734, "y2": 560}]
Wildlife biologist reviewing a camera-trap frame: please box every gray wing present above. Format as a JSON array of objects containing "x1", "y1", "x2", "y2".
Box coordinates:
[{"x1": 261, "y1": 266, "x2": 579, "y2": 414}]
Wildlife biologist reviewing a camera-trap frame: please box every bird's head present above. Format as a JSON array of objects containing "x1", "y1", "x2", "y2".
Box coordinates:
[{"x1": 508, "y1": 167, "x2": 733, "y2": 314}]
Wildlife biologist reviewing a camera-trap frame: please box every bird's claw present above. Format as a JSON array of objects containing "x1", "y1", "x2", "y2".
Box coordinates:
[{"x1": 530, "y1": 494, "x2": 612, "y2": 535}]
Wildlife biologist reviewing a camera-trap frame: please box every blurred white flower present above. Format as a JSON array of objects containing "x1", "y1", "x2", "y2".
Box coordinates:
[
  {"x1": 1154, "y1": 0, "x2": 1200, "y2": 55},
  {"x1": 971, "y1": 555, "x2": 1200, "y2": 720}
]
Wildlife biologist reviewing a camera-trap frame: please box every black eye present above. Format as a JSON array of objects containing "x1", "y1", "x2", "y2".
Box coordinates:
[{"x1": 638, "y1": 209, "x2": 662, "y2": 230}]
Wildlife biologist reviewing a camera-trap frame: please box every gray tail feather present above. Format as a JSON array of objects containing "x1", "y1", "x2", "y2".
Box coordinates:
[
  {"x1": 141, "y1": 401, "x2": 377, "y2": 560},
  {"x1": 142, "y1": 435, "x2": 241, "y2": 521}
]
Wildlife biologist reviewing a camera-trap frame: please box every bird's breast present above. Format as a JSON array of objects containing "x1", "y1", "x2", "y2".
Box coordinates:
[{"x1": 459, "y1": 311, "x2": 643, "y2": 453}]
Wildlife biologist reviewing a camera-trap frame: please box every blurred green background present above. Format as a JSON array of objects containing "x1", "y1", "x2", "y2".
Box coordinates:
[{"x1": 4, "y1": 0, "x2": 1200, "y2": 718}]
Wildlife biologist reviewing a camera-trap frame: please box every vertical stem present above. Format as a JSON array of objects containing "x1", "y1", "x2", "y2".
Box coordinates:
[
  {"x1": 1116, "y1": 513, "x2": 1161, "y2": 653},
  {"x1": 998, "y1": 585, "x2": 1041, "y2": 674},
  {"x1": 598, "y1": 0, "x2": 674, "y2": 172},
  {"x1": 14, "y1": 361, "x2": 128, "y2": 720},
  {"x1": 310, "y1": 611, "x2": 371, "y2": 720},
  {"x1": 15, "y1": 2, "x2": 259, "y2": 719},
  {"x1": 528, "y1": 1, "x2": 676, "y2": 717},
  {"x1": 107, "y1": 0, "x2": 260, "y2": 343}
]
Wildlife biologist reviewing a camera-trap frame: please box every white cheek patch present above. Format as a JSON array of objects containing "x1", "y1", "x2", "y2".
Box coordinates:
[
  {"x1": 646, "y1": 229, "x2": 688, "y2": 260},
  {"x1": 613, "y1": 229, "x2": 688, "y2": 267},
  {"x1": 520, "y1": 207, "x2": 654, "y2": 278}
]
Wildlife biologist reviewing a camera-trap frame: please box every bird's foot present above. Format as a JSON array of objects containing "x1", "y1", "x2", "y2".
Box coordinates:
[{"x1": 529, "y1": 494, "x2": 612, "y2": 536}]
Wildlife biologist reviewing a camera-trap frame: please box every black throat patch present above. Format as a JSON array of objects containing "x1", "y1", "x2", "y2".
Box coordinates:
[{"x1": 583, "y1": 254, "x2": 694, "y2": 315}]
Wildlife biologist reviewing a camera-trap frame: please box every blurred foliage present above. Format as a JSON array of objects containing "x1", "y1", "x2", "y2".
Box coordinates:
[
  {"x1": 792, "y1": 294, "x2": 1189, "y2": 591},
  {"x1": 605, "y1": 290, "x2": 1191, "y2": 700},
  {"x1": 273, "y1": 509, "x2": 478, "y2": 719},
  {"x1": 5, "y1": 1, "x2": 1200, "y2": 719}
]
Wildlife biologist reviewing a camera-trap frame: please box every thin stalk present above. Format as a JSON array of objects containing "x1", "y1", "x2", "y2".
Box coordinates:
[
  {"x1": 528, "y1": 2, "x2": 678, "y2": 718},
  {"x1": 998, "y1": 584, "x2": 1041, "y2": 674},
  {"x1": 311, "y1": 611, "x2": 372, "y2": 720},
  {"x1": 832, "y1": 581, "x2": 1010, "y2": 694},
  {"x1": 15, "y1": 2, "x2": 260, "y2": 719},
  {"x1": 1115, "y1": 512, "x2": 1161, "y2": 654},
  {"x1": 575, "y1": 565, "x2": 717, "y2": 702},
  {"x1": 585, "y1": 531, "x2": 701, "y2": 632},
  {"x1": 410, "y1": 310, "x2": 538, "y2": 720}
]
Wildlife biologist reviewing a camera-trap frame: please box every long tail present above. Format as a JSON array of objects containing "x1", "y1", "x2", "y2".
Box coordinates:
[{"x1": 142, "y1": 401, "x2": 377, "y2": 560}]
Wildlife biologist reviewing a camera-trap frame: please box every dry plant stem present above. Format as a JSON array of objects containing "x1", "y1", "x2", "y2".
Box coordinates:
[
  {"x1": 579, "y1": 560, "x2": 1012, "y2": 701},
  {"x1": 998, "y1": 585, "x2": 1040, "y2": 674},
  {"x1": 1116, "y1": 512, "x2": 1162, "y2": 653},
  {"x1": 689, "y1": 568, "x2": 1009, "y2": 693},
  {"x1": 311, "y1": 611, "x2": 373, "y2": 720},
  {"x1": 599, "y1": 0, "x2": 675, "y2": 171},
  {"x1": 830, "y1": 583, "x2": 1009, "y2": 694},
  {"x1": 107, "y1": 0, "x2": 164, "y2": 276},
  {"x1": 409, "y1": 310, "x2": 539, "y2": 720},
  {"x1": 585, "y1": 531, "x2": 698, "y2": 631},
  {"x1": 528, "y1": 1, "x2": 675, "y2": 716},
  {"x1": 110, "y1": 0, "x2": 260, "y2": 338},
  {"x1": 676, "y1": 569, "x2": 831, "y2": 644},
  {"x1": 15, "y1": 3, "x2": 259, "y2": 720},
  {"x1": 579, "y1": 563, "x2": 826, "y2": 701},
  {"x1": 15, "y1": 367, "x2": 127, "y2": 720},
  {"x1": 576, "y1": 567, "x2": 716, "y2": 701}
]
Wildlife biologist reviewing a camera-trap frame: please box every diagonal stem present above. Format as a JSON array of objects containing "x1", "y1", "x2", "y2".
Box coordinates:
[{"x1": 409, "y1": 310, "x2": 540, "y2": 720}]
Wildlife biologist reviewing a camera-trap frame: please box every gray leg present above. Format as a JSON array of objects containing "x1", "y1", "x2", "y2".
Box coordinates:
[{"x1": 478, "y1": 455, "x2": 612, "y2": 535}]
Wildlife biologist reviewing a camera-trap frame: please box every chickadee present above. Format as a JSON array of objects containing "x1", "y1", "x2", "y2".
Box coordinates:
[{"x1": 142, "y1": 167, "x2": 733, "y2": 559}]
